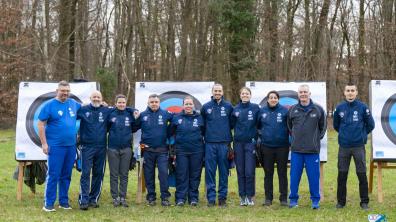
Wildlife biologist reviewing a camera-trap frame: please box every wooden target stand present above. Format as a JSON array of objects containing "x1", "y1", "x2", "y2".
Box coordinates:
[
  {"x1": 16, "y1": 161, "x2": 33, "y2": 200},
  {"x1": 368, "y1": 157, "x2": 396, "y2": 203}
]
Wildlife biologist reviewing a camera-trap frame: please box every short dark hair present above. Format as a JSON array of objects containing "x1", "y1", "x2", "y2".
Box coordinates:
[
  {"x1": 345, "y1": 82, "x2": 357, "y2": 90},
  {"x1": 148, "y1": 94, "x2": 160, "y2": 100},
  {"x1": 114, "y1": 94, "x2": 126, "y2": 103},
  {"x1": 58, "y1": 80, "x2": 70, "y2": 87},
  {"x1": 266, "y1": 90, "x2": 280, "y2": 99}
]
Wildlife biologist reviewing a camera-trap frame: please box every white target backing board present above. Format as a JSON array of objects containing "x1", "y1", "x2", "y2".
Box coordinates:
[
  {"x1": 133, "y1": 82, "x2": 214, "y2": 149},
  {"x1": 15, "y1": 82, "x2": 98, "y2": 161},
  {"x1": 246, "y1": 81, "x2": 328, "y2": 162},
  {"x1": 370, "y1": 80, "x2": 396, "y2": 161}
]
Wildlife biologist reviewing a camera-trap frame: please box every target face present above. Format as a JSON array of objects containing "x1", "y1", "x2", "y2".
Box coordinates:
[
  {"x1": 381, "y1": 93, "x2": 396, "y2": 145},
  {"x1": 159, "y1": 91, "x2": 202, "y2": 113},
  {"x1": 25, "y1": 92, "x2": 82, "y2": 147},
  {"x1": 259, "y1": 90, "x2": 298, "y2": 109}
]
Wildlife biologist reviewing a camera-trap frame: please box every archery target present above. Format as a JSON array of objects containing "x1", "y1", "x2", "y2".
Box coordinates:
[
  {"x1": 15, "y1": 82, "x2": 97, "y2": 161},
  {"x1": 247, "y1": 81, "x2": 328, "y2": 162},
  {"x1": 370, "y1": 80, "x2": 396, "y2": 160}
]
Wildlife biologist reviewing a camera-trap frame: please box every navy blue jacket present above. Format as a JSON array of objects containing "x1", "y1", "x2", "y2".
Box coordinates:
[
  {"x1": 257, "y1": 103, "x2": 289, "y2": 148},
  {"x1": 107, "y1": 109, "x2": 136, "y2": 149},
  {"x1": 201, "y1": 97, "x2": 233, "y2": 143},
  {"x1": 136, "y1": 107, "x2": 173, "y2": 149},
  {"x1": 171, "y1": 110, "x2": 204, "y2": 154},
  {"x1": 77, "y1": 104, "x2": 111, "y2": 148},
  {"x1": 333, "y1": 99, "x2": 375, "y2": 148},
  {"x1": 231, "y1": 101, "x2": 260, "y2": 143}
]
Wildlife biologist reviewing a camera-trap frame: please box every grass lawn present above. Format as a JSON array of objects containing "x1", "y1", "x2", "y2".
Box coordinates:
[{"x1": 0, "y1": 129, "x2": 395, "y2": 221}]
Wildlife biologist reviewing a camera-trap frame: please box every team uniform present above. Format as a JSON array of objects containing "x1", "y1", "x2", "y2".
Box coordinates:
[
  {"x1": 333, "y1": 99, "x2": 375, "y2": 208},
  {"x1": 170, "y1": 110, "x2": 205, "y2": 205},
  {"x1": 201, "y1": 96, "x2": 233, "y2": 205},
  {"x1": 287, "y1": 100, "x2": 326, "y2": 208},
  {"x1": 136, "y1": 107, "x2": 173, "y2": 204},
  {"x1": 257, "y1": 103, "x2": 289, "y2": 205},
  {"x1": 231, "y1": 101, "x2": 259, "y2": 204},
  {"x1": 39, "y1": 98, "x2": 81, "y2": 209}
]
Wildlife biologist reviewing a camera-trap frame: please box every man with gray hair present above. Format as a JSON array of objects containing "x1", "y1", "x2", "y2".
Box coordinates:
[{"x1": 287, "y1": 84, "x2": 326, "y2": 209}]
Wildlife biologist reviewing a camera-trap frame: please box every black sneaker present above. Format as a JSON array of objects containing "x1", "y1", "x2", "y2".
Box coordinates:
[
  {"x1": 120, "y1": 198, "x2": 129, "y2": 207},
  {"x1": 89, "y1": 202, "x2": 99, "y2": 208},
  {"x1": 336, "y1": 203, "x2": 345, "y2": 209},
  {"x1": 147, "y1": 200, "x2": 156, "y2": 206},
  {"x1": 190, "y1": 201, "x2": 198, "y2": 206},
  {"x1": 263, "y1": 199, "x2": 272, "y2": 206},
  {"x1": 218, "y1": 199, "x2": 227, "y2": 207},
  {"x1": 176, "y1": 201, "x2": 184, "y2": 207},
  {"x1": 161, "y1": 199, "x2": 171, "y2": 207},
  {"x1": 113, "y1": 198, "x2": 120, "y2": 207},
  {"x1": 79, "y1": 204, "x2": 89, "y2": 211},
  {"x1": 280, "y1": 200, "x2": 288, "y2": 207},
  {"x1": 207, "y1": 201, "x2": 215, "y2": 207},
  {"x1": 360, "y1": 203, "x2": 369, "y2": 210}
]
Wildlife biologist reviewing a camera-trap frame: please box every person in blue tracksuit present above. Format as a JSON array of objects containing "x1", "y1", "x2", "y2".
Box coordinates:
[
  {"x1": 230, "y1": 87, "x2": 259, "y2": 206},
  {"x1": 201, "y1": 83, "x2": 233, "y2": 207},
  {"x1": 333, "y1": 83, "x2": 375, "y2": 210},
  {"x1": 170, "y1": 96, "x2": 205, "y2": 207},
  {"x1": 257, "y1": 90, "x2": 289, "y2": 207},
  {"x1": 287, "y1": 84, "x2": 326, "y2": 209},
  {"x1": 38, "y1": 81, "x2": 81, "y2": 212},
  {"x1": 135, "y1": 94, "x2": 173, "y2": 207},
  {"x1": 107, "y1": 94, "x2": 138, "y2": 207}
]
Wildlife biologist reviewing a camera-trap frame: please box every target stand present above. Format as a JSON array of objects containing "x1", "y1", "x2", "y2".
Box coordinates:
[
  {"x1": 368, "y1": 158, "x2": 396, "y2": 203},
  {"x1": 16, "y1": 161, "x2": 33, "y2": 200}
]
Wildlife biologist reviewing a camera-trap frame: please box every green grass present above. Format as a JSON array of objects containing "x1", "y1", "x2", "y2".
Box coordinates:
[{"x1": 0, "y1": 129, "x2": 395, "y2": 221}]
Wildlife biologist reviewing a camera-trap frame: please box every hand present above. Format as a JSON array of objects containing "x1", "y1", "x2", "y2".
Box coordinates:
[
  {"x1": 101, "y1": 101, "x2": 108, "y2": 107},
  {"x1": 42, "y1": 143, "x2": 49, "y2": 155},
  {"x1": 134, "y1": 110, "x2": 140, "y2": 119}
]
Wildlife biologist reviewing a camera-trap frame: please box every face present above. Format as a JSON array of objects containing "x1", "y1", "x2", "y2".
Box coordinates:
[
  {"x1": 116, "y1": 97, "x2": 126, "y2": 110},
  {"x1": 344, "y1": 85, "x2": 358, "y2": 102},
  {"x1": 183, "y1": 98, "x2": 194, "y2": 114},
  {"x1": 90, "y1": 91, "x2": 103, "y2": 107},
  {"x1": 298, "y1": 86, "x2": 311, "y2": 104},
  {"x1": 240, "y1": 89, "x2": 251, "y2": 103},
  {"x1": 148, "y1": 97, "x2": 160, "y2": 111},
  {"x1": 56, "y1": 85, "x2": 70, "y2": 102},
  {"x1": 212, "y1": 85, "x2": 223, "y2": 100},
  {"x1": 267, "y1": 93, "x2": 279, "y2": 107}
]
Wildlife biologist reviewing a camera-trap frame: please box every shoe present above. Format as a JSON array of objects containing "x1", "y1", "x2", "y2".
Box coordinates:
[
  {"x1": 190, "y1": 201, "x2": 198, "y2": 206},
  {"x1": 79, "y1": 204, "x2": 89, "y2": 211},
  {"x1": 161, "y1": 199, "x2": 171, "y2": 206},
  {"x1": 240, "y1": 196, "x2": 247, "y2": 206},
  {"x1": 147, "y1": 200, "x2": 156, "y2": 206},
  {"x1": 218, "y1": 199, "x2": 227, "y2": 207},
  {"x1": 207, "y1": 201, "x2": 215, "y2": 207},
  {"x1": 42, "y1": 206, "x2": 56, "y2": 212},
  {"x1": 360, "y1": 203, "x2": 369, "y2": 210},
  {"x1": 176, "y1": 200, "x2": 185, "y2": 206},
  {"x1": 289, "y1": 200, "x2": 298, "y2": 208},
  {"x1": 120, "y1": 198, "x2": 129, "y2": 207},
  {"x1": 59, "y1": 204, "x2": 72, "y2": 210},
  {"x1": 113, "y1": 198, "x2": 120, "y2": 207},
  {"x1": 280, "y1": 200, "x2": 288, "y2": 207},
  {"x1": 246, "y1": 197, "x2": 255, "y2": 206},
  {"x1": 336, "y1": 203, "x2": 345, "y2": 209},
  {"x1": 263, "y1": 199, "x2": 272, "y2": 206},
  {"x1": 89, "y1": 202, "x2": 99, "y2": 208},
  {"x1": 311, "y1": 201, "x2": 320, "y2": 210}
]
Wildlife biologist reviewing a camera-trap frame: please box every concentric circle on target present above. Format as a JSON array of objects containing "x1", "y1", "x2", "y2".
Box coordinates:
[
  {"x1": 159, "y1": 91, "x2": 202, "y2": 113},
  {"x1": 381, "y1": 93, "x2": 396, "y2": 145},
  {"x1": 26, "y1": 92, "x2": 82, "y2": 147},
  {"x1": 259, "y1": 90, "x2": 298, "y2": 108}
]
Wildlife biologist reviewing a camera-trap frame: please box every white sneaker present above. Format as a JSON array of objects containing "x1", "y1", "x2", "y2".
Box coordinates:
[
  {"x1": 59, "y1": 204, "x2": 72, "y2": 210},
  {"x1": 42, "y1": 206, "x2": 56, "y2": 212},
  {"x1": 246, "y1": 197, "x2": 255, "y2": 206},
  {"x1": 240, "y1": 197, "x2": 247, "y2": 206}
]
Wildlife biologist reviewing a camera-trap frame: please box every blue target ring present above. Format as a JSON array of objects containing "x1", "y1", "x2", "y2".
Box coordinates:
[
  {"x1": 26, "y1": 92, "x2": 82, "y2": 147},
  {"x1": 260, "y1": 90, "x2": 298, "y2": 109},
  {"x1": 381, "y1": 93, "x2": 396, "y2": 145},
  {"x1": 159, "y1": 91, "x2": 202, "y2": 114}
]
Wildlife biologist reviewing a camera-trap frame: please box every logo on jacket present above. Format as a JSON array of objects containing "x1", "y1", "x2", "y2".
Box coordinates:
[
  {"x1": 235, "y1": 112, "x2": 240, "y2": 117},
  {"x1": 178, "y1": 119, "x2": 182, "y2": 124},
  {"x1": 85, "y1": 112, "x2": 90, "y2": 118},
  {"x1": 111, "y1": 117, "x2": 116, "y2": 122},
  {"x1": 277, "y1": 113, "x2": 282, "y2": 122},
  {"x1": 68, "y1": 107, "x2": 75, "y2": 117},
  {"x1": 143, "y1": 116, "x2": 148, "y2": 121},
  {"x1": 339, "y1": 112, "x2": 344, "y2": 118},
  {"x1": 262, "y1": 113, "x2": 267, "y2": 118},
  {"x1": 98, "y1": 112, "x2": 104, "y2": 122},
  {"x1": 207, "y1": 108, "x2": 212, "y2": 114},
  {"x1": 158, "y1": 115, "x2": 164, "y2": 125},
  {"x1": 125, "y1": 117, "x2": 130, "y2": 126},
  {"x1": 193, "y1": 118, "x2": 198, "y2": 127},
  {"x1": 310, "y1": 113, "x2": 317, "y2": 118},
  {"x1": 353, "y1": 111, "x2": 359, "y2": 121},
  {"x1": 366, "y1": 109, "x2": 370, "y2": 115},
  {"x1": 248, "y1": 111, "x2": 253, "y2": 120},
  {"x1": 58, "y1": 110, "x2": 63, "y2": 116},
  {"x1": 220, "y1": 107, "x2": 227, "y2": 116}
]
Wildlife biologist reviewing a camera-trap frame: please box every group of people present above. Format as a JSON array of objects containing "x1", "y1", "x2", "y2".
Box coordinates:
[{"x1": 37, "y1": 80, "x2": 374, "y2": 212}]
